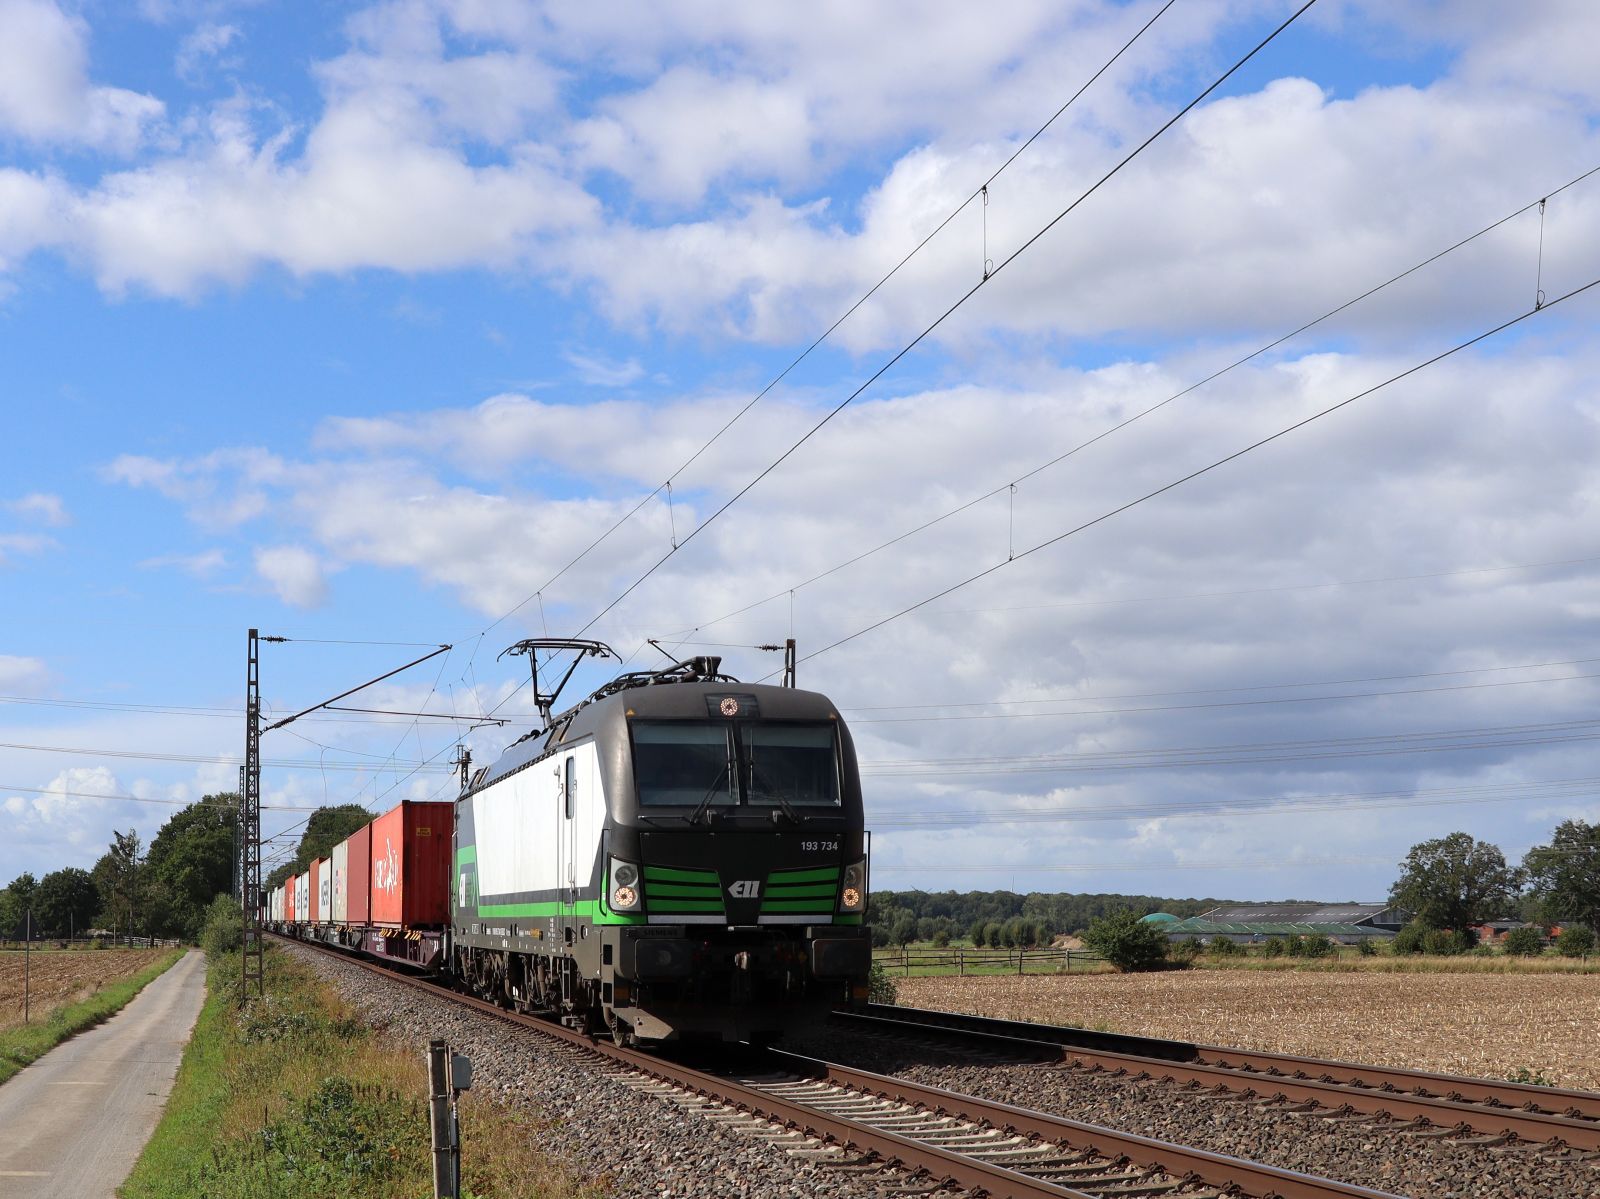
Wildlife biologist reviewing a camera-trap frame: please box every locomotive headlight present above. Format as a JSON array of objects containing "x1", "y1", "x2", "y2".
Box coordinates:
[
  {"x1": 609, "y1": 857, "x2": 643, "y2": 911},
  {"x1": 840, "y1": 859, "x2": 866, "y2": 912}
]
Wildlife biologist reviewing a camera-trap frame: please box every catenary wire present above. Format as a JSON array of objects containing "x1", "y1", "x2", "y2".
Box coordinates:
[
  {"x1": 848, "y1": 669, "x2": 1600, "y2": 723},
  {"x1": 0, "y1": 740, "x2": 453, "y2": 773},
  {"x1": 472, "y1": 0, "x2": 1183, "y2": 646},
  {"x1": 668, "y1": 164, "x2": 1600, "y2": 641},
  {"x1": 0, "y1": 781, "x2": 322, "y2": 812},
  {"x1": 541, "y1": 0, "x2": 1322, "y2": 673},
  {"x1": 783, "y1": 274, "x2": 1600, "y2": 673},
  {"x1": 842, "y1": 654, "x2": 1600, "y2": 711},
  {"x1": 868, "y1": 775, "x2": 1600, "y2": 828}
]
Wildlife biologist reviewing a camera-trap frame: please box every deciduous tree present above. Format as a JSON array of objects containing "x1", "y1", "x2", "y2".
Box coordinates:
[
  {"x1": 33, "y1": 867, "x2": 100, "y2": 938},
  {"x1": 1388, "y1": 832, "x2": 1517, "y2": 930},
  {"x1": 92, "y1": 829, "x2": 145, "y2": 937},
  {"x1": 144, "y1": 797, "x2": 239, "y2": 940},
  {"x1": 1522, "y1": 820, "x2": 1600, "y2": 934}
]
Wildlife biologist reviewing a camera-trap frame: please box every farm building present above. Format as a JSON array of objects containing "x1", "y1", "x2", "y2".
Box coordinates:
[
  {"x1": 1470, "y1": 920, "x2": 1557, "y2": 945},
  {"x1": 1159, "y1": 902, "x2": 1406, "y2": 946}
]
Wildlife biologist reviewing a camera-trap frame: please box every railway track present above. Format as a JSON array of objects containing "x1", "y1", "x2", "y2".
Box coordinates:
[
  {"x1": 837, "y1": 1003, "x2": 1600, "y2": 1156},
  {"x1": 271, "y1": 935, "x2": 1402, "y2": 1198}
]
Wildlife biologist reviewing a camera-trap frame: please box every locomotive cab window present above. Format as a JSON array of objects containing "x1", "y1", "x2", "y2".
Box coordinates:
[
  {"x1": 631, "y1": 720, "x2": 840, "y2": 808},
  {"x1": 743, "y1": 724, "x2": 840, "y2": 806},
  {"x1": 632, "y1": 722, "x2": 736, "y2": 807}
]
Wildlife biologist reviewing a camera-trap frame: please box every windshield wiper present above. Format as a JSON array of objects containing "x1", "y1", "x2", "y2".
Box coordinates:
[
  {"x1": 748, "y1": 763, "x2": 807, "y2": 824},
  {"x1": 686, "y1": 763, "x2": 730, "y2": 825}
]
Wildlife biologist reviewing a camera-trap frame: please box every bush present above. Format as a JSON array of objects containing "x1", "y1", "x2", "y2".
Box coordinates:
[
  {"x1": 1356, "y1": 937, "x2": 1378, "y2": 956},
  {"x1": 1082, "y1": 911, "x2": 1168, "y2": 972},
  {"x1": 1556, "y1": 924, "x2": 1596, "y2": 958},
  {"x1": 867, "y1": 961, "x2": 898, "y2": 1004},
  {"x1": 1502, "y1": 925, "x2": 1545, "y2": 956},
  {"x1": 985, "y1": 923, "x2": 1004, "y2": 949},
  {"x1": 1298, "y1": 934, "x2": 1336, "y2": 959},
  {"x1": 931, "y1": 928, "x2": 950, "y2": 948},
  {"x1": 1208, "y1": 937, "x2": 1241, "y2": 958},
  {"x1": 199, "y1": 895, "x2": 242, "y2": 958},
  {"x1": 1170, "y1": 936, "x2": 1203, "y2": 965},
  {"x1": 1261, "y1": 937, "x2": 1287, "y2": 958},
  {"x1": 1420, "y1": 928, "x2": 1465, "y2": 954},
  {"x1": 1392, "y1": 921, "x2": 1431, "y2": 955}
]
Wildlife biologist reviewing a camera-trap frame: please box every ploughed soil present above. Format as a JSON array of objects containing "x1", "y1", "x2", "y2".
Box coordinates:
[
  {"x1": 897, "y1": 970, "x2": 1600, "y2": 1089},
  {"x1": 0, "y1": 949, "x2": 169, "y2": 1030}
]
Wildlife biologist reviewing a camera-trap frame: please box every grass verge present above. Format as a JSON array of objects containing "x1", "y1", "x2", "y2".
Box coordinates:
[
  {"x1": 122, "y1": 947, "x2": 597, "y2": 1199},
  {"x1": 0, "y1": 947, "x2": 185, "y2": 1087}
]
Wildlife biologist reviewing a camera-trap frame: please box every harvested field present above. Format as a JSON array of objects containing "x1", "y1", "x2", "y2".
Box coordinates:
[
  {"x1": 0, "y1": 949, "x2": 170, "y2": 1031},
  {"x1": 898, "y1": 970, "x2": 1600, "y2": 1090}
]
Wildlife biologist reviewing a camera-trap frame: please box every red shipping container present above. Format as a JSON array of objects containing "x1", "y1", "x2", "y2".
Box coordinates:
[
  {"x1": 346, "y1": 823, "x2": 373, "y2": 926},
  {"x1": 369, "y1": 800, "x2": 453, "y2": 926},
  {"x1": 309, "y1": 858, "x2": 322, "y2": 923},
  {"x1": 285, "y1": 873, "x2": 297, "y2": 922}
]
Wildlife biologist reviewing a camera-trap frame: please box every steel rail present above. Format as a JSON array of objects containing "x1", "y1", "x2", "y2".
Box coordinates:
[
  {"x1": 270, "y1": 935, "x2": 1399, "y2": 1198},
  {"x1": 843, "y1": 1004, "x2": 1600, "y2": 1149},
  {"x1": 761, "y1": 1048, "x2": 1406, "y2": 1199}
]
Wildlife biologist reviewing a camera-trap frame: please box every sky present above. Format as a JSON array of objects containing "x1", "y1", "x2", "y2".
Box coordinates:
[{"x1": 2, "y1": 0, "x2": 1598, "y2": 904}]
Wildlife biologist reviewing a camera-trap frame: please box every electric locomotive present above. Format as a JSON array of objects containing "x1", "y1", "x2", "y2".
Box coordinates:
[{"x1": 449, "y1": 641, "x2": 872, "y2": 1044}]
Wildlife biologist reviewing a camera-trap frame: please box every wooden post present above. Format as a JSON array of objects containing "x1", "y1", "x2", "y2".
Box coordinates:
[
  {"x1": 427, "y1": 1039, "x2": 457, "y2": 1198},
  {"x1": 23, "y1": 909, "x2": 31, "y2": 1025},
  {"x1": 959, "y1": 949, "x2": 965, "y2": 977}
]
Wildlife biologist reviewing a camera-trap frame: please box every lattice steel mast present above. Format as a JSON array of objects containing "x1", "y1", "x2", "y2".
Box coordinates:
[{"x1": 242, "y1": 628, "x2": 264, "y2": 999}]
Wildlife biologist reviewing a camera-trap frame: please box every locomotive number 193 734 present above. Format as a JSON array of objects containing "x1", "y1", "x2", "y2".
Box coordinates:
[{"x1": 802, "y1": 839, "x2": 839, "y2": 852}]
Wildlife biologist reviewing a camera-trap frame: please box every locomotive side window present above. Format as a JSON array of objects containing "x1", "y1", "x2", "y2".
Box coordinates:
[
  {"x1": 564, "y1": 756, "x2": 576, "y2": 819},
  {"x1": 744, "y1": 724, "x2": 840, "y2": 806},
  {"x1": 633, "y1": 722, "x2": 736, "y2": 807}
]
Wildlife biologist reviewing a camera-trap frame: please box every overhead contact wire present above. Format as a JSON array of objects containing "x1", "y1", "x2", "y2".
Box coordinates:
[
  {"x1": 473, "y1": 0, "x2": 1182, "y2": 644},
  {"x1": 791, "y1": 275, "x2": 1600, "y2": 671},
  {"x1": 676, "y1": 162, "x2": 1600, "y2": 639},
  {"x1": 568, "y1": 0, "x2": 1322, "y2": 645}
]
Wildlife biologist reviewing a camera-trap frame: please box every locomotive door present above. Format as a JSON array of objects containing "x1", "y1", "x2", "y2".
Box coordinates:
[{"x1": 558, "y1": 755, "x2": 578, "y2": 946}]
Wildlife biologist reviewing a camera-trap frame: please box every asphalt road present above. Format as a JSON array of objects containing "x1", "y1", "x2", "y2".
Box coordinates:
[{"x1": 0, "y1": 949, "x2": 206, "y2": 1198}]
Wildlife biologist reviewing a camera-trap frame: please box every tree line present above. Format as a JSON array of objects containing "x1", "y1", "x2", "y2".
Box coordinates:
[
  {"x1": 866, "y1": 888, "x2": 1234, "y2": 948},
  {"x1": 1387, "y1": 821, "x2": 1600, "y2": 944},
  {"x1": 0, "y1": 795, "x2": 373, "y2": 943}
]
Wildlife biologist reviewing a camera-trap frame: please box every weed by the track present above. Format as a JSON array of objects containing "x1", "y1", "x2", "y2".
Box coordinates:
[{"x1": 121, "y1": 948, "x2": 596, "y2": 1199}]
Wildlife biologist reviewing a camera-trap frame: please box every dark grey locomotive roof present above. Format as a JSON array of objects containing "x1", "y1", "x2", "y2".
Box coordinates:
[{"x1": 472, "y1": 679, "x2": 856, "y2": 798}]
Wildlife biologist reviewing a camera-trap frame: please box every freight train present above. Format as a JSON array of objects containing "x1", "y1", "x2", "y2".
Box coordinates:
[{"x1": 266, "y1": 646, "x2": 872, "y2": 1045}]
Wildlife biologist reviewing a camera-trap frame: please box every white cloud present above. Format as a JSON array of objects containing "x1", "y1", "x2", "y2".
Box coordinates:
[
  {"x1": 138, "y1": 547, "x2": 228, "y2": 577},
  {"x1": 175, "y1": 21, "x2": 240, "y2": 83},
  {"x1": 563, "y1": 351, "x2": 646, "y2": 388},
  {"x1": 0, "y1": 0, "x2": 164, "y2": 152},
  {"x1": 253, "y1": 543, "x2": 330, "y2": 608},
  {"x1": 0, "y1": 532, "x2": 55, "y2": 564},
  {"x1": 5, "y1": 491, "x2": 69, "y2": 526},
  {"x1": 0, "y1": 654, "x2": 50, "y2": 693},
  {"x1": 103, "y1": 447, "x2": 285, "y2": 527}
]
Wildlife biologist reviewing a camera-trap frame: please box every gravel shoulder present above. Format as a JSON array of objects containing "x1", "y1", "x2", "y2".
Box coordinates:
[
  {"x1": 287, "y1": 943, "x2": 907, "y2": 1199},
  {"x1": 896, "y1": 970, "x2": 1600, "y2": 1089}
]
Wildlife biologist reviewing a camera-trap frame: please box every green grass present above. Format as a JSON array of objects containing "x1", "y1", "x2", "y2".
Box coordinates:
[
  {"x1": 0, "y1": 948, "x2": 185, "y2": 1087},
  {"x1": 122, "y1": 948, "x2": 596, "y2": 1199}
]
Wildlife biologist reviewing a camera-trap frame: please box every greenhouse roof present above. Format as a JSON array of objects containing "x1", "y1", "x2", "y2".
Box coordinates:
[{"x1": 1165, "y1": 918, "x2": 1389, "y2": 937}]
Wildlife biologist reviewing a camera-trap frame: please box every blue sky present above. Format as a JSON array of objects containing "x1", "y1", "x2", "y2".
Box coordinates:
[{"x1": 3, "y1": 0, "x2": 1599, "y2": 902}]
